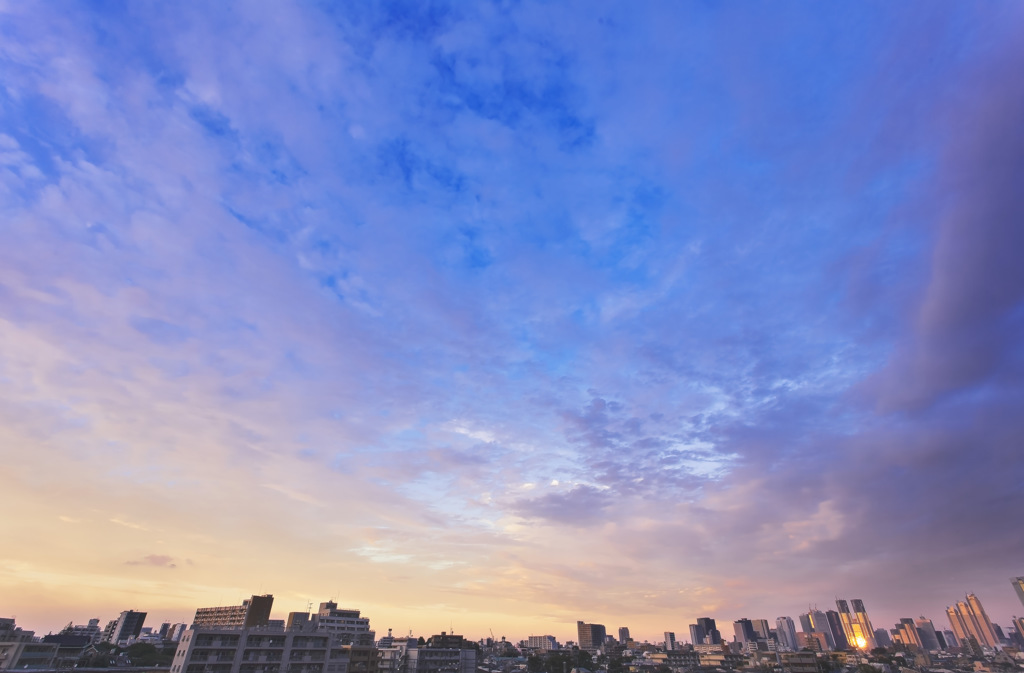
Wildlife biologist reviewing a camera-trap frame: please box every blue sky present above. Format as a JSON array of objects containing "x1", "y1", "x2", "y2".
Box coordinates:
[{"x1": 2, "y1": 1, "x2": 1024, "y2": 641}]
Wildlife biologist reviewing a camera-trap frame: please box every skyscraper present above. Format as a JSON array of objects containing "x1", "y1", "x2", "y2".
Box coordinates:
[
  {"x1": 915, "y1": 617, "x2": 941, "y2": 651},
  {"x1": 695, "y1": 618, "x2": 721, "y2": 645},
  {"x1": 103, "y1": 611, "x2": 147, "y2": 645},
  {"x1": 946, "y1": 594, "x2": 999, "y2": 650},
  {"x1": 733, "y1": 619, "x2": 757, "y2": 645},
  {"x1": 1013, "y1": 618, "x2": 1024, "y2": 647},
  {"x1": 799, "y1": 610, "x2": 834, "y2": 650},
  {"x1": 689, "y1": 623, "x2": 705, "y2": 646},
  {"x1": 893, "y1": 619, "x2": 922, "y2": 649},
  {"x1": 618, "y1": 627, "x2": 630, "y2": 644},
  {"x1": 836, "y1": 599, "x2": 876, "y2": 650},
  {"x1": 775, "y1": 617, "x2": 799, "y2": 652},
  {"x1": 825, "y1": 611, "x2": 848, "y2": 651},
  {"x1": 1013, "y1": 577, "x2": 1024, "y2": 609},
  {"x1": 663, "y1": 632, "x2": 676, "y2": 650}
]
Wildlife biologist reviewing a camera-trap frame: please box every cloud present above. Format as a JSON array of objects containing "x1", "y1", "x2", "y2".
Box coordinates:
[
  {"x1": 513, "y1": 484, "x2": 612, "y2": 527},
  {"x1": 126, "y1": 555, "x2": 177, "y2": 568},
  {"x1": 866, "y1": 35, "x2": 1024, "y2": 412}
]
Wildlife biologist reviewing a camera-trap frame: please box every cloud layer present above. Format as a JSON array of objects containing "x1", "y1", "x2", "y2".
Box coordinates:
[{"x1": 1, "y1": 1, "x2": 1023, "y2": 641}]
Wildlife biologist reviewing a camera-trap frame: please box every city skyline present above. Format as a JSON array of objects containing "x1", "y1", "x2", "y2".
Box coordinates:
[
  {"x1": 2, "y1": 1, "x2": 1024, "y2": 646},
  {"x1": 7, "y1": 582, "x2": 1024, "y2": 646}
]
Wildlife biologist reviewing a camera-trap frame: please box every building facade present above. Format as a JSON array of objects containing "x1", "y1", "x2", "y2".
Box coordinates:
[
  {"x1": 194, "y1": 596, "x2": 275, "y2": 630},
  {"x1": 283, "y1": 603, "x2": 374, "y2": 647},
  {"x1": 914, "y1": 617, "x2": 941, "y2": 651},
  {"x1": 526, "y1": 636, "x2": 557, "y2": 651},
  {"x1": 171, "y1": 625, "x2": 378, "y2": 673},
  {"x1": 689, "y1": 618, "x2": 720, "y2": 646},
  {"x1": 576, "y1": 622, "x2": 606, "y2": 654},
  {"x1": 775, "y1": 617, "x2": 798, "y2": 652},
  {"x1": 405, "y1": 637, "x2": 475, "y2": 673},
  {"x1": 104, "y1": 611, "x2": 148, "y2": 645},
  {"x1": 946, "y1": 594, "x2": 999, "y2": 651},
  {"x1": 59, "y1": 619, "x2": 103, "y2": 644},
  {"x1": 836, "y1": 599, "x2": 876, "y2": 650}
]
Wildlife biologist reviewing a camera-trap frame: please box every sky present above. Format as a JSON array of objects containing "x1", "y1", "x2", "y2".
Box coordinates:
[{"x1": 2, "y1": 0, "x2": 1024, "y2": 644}]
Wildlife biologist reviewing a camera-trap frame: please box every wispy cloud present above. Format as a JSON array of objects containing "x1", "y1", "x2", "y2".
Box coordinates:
[
  {"x1": 126, "y1": 555, "x2": 177, "y2": 568},
  {"x1": 1, "y1": 0, "x2": 1022, "y2": 640}
]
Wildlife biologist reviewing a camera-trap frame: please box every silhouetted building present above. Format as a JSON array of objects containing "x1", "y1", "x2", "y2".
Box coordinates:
[
  {"x1": 618, "y1": 627, "x2": 630, "y2": 644},
  {"x1": 874, "y1": 629, "x2": 892, "y2": 648}
]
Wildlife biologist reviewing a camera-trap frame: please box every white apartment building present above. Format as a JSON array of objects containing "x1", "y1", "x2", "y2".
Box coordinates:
[{"x1": 171, "y1": 626, "x2": 378, "y2": 673}]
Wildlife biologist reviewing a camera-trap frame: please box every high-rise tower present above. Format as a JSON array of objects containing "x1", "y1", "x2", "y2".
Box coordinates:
[
  {"x1": 800, "y1": 610, "x2": 834, "y2": 649},
  {"x1": 733, "y1": 619, "x2": 757, "y2": 645},
  {"x1": 693, "y1": 618, "x2": 721, "y2": 645},
  {"x1": 776, "y1": 617, "x2": 799, "y2": 652},
  {"x1": 825, "y1": 611, "x2": 848, "y2": 650},
  {"x1": 836, "y1": 599, "x2": 876, "y2": 650},
  {"x1": 946, "y1": 594, "x2": 999, "y2": 650},
  {"x1": 576, "y1": 621, "x2": 606, "y2": 654},
  {"x1": 1012, "y1": 577, "x2": 1024, "y2": 609},
  {"x1": 915, "y1": 617, "x2": 941, "y2": 651}
]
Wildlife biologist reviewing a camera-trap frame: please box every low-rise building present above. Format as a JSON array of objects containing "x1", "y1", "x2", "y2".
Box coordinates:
[
  {"x1": 405, "y1": 647, "x2": 475, "y2": 673},
  {"x1": 0, "y1": 618, "x2": 59, "y2": 671},
  {"x1": 526, "y1": 636, "x2": 557, "y2": 652},
  {"x1": 59, "y1": 619, "x2": 103, "y2": 644},
  {"x1": 781, "y1": 652, "x2": 820, "y2": 673},
  {"x1": 171, "y1": 624, "x2": 379, "y2": 673}
]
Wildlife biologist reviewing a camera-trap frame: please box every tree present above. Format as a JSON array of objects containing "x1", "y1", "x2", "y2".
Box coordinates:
[{"x1": 124, "y1": 642, "x2": 173, "y2": 666}]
